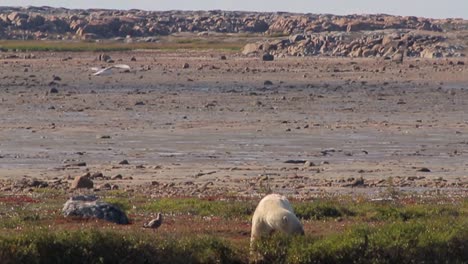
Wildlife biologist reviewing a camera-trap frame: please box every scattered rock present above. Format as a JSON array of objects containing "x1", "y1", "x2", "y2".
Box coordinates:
[
  {"x1": 182, "y1": 63, "x2": 190, "y2": 69},
  {"x1": 90, "y1": 172, "x2": 104, "y2": 179},
  {"x1": 418, "y1": 167, "x2": 431, "y2": 172},
  {"x1": 98, "y1": 54, "x2": 112, "y2": 62},
  {"x1": 62, "y1": 195, "x2": 129, "y2": 225},
  {"x1": 70, "y1": 175, "x2": 93, "y2": 189},
  {"x1": 48, "y1": 87, "x2": 59, "y2": 94},
  {"x1": 303, "y1": 161, "x2": 316, "y2": 167},
  {"x1": 111, "y1": 174, "x2": 123, "y2": 180},
  {"x1": 13, "y1": 178, "x2": 48, "y2": 189},
  {"x1": 284, "y1": 160, "x2": 307, "y2": 164},
  {"x1": 118, "y1": 160, "x2": 129, "y2": 165},
  {"x1": 262, "y1": 53, "x2": 274, "y2": 61},
  {"x1": 343, "y1": 177, "x2": 365, "y2": 187}
]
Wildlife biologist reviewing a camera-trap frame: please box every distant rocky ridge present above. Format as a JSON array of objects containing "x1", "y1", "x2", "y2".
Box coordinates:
[
  {"x1": 0, "y1": 6, "x2": 467, "y2": 40},
  {"x1": 243, "y1": 32, "x2": 465, "y2": 59}
]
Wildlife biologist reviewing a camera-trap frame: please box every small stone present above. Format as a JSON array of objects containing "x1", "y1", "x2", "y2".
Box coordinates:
[
  {"x1": 262, "y1": 53, "x2": 274, "y2": 61},
  {"x1": 183, "y1": 63, "x2": 190, "y2": 69},
  {"x1": 111, "y1": 174, "x2": 123, "y2": 180},
  {"x1": 118, "y1": 160, "x2": 129, "y2": 165},
  {"x1": 264, "y1": 80, "x2": 273, "y2": 86},
  {"x1": 53, "y1": 76, "x2": 62, "y2": 81},
  {"x1": 220, "y1": 55, "x2": 227, "y2": 60},
  {"x1": 49, "y1": 87, "x2": 59, "y2": 94},
  {"x1": 130, "y1": 57, "x2": 137, "y2": 61},
  {"x1": 101, "y1": 183, "x2": 112, "y2": 190},
  {"x1": 418, "y1": 167, "x2": 431, "y2": 172},
  {"x1": 97, "y1": 135, "x2": 111, "y2": 139},
  {"x1": 98, "y1": 54, "x2": 112, "y2": 62},
  {"x1": 70, "y1": 175, "x2": 93, "y2": 189},
  {"x1": 91, "y1": 172, "x2": 104, "y2": 179}
]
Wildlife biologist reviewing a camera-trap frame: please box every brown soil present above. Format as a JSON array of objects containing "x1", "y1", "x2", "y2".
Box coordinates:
[{"x1": 0, "y1": 50, "x2": 467, "y2": 199}]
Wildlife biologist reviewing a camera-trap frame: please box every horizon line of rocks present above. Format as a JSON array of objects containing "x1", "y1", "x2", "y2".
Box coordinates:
[
  {"x1": 243, "y1": 32, "x2": 465, "y2": 59},
  {"x1": 1, "y1": 6, "x2": 467, "y2": 41}
]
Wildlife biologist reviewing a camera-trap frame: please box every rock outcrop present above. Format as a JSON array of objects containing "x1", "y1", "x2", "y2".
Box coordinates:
[
  {"x1": 0, "y1": 6, "x2": 465, "y2": 40},
  {"x1": 62, "y1": 195, "x2": 129, "y2": 224},
  {"x1": 242, "y1": 32, "x2": 465, "y2": 58}
]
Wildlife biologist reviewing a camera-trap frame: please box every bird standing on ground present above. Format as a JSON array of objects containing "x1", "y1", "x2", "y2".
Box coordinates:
[
  {"x1": 91, "y1": 64, "x2": 131, "y2": 76},
  {"x1": 143, "y1": 213, "x2": 163, "y2": 229}
]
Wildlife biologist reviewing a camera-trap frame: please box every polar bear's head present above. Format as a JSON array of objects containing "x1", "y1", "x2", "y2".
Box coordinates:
[{"x1": 281, "y1": 212, "x2": 304, "y2": 235}]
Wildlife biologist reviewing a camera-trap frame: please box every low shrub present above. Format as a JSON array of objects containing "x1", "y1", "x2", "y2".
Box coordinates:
[{"x1": 0, "y1": 230, "x2": 243, "y2": 264}]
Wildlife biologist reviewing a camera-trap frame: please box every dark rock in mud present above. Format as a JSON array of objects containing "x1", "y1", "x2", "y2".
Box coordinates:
[{"x1": 262, "y1": 53, "x2": 274, "y2": 61}]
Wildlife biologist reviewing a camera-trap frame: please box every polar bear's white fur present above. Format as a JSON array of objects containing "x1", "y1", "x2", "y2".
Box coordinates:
[{"x1": 250, "y1": 194, "x2": 304, "y2": 245}]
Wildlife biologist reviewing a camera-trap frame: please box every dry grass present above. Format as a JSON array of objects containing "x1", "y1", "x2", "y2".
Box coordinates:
[{"x1": 0, "y1": 39, "x2": 245, "y2": 52}]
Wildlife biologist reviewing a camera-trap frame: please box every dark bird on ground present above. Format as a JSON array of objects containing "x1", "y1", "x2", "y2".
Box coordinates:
[{"x1": 143, "y1": 213, "x2": 163, "y2": 229}]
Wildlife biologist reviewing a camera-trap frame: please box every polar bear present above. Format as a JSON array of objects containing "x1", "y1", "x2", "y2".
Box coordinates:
[{"x1": 250, "y1": 194, "x2": 304, "y2": 247}]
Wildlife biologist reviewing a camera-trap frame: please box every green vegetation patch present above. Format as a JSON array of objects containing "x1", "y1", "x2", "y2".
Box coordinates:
[
  {"x1": 295, "y1": 199, "x2": 464, "y2": 221},
  {"x1": 0, "y1": 40, "x2": 244, "y2": 52},
  {"x1": 0, "y1": 230, "x2": 242, "y2": 264},
  {"x1": 143, "y1": 198, "x2": 255, "y2": 219},
  {"x1": 256, "y1": 218, "x2": 468, "y2": 264},
  {"x1": 0, "y1": 217, "x2": 466, "y2": 264}
]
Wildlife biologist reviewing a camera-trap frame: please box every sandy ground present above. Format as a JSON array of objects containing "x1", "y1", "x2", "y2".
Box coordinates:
[{"x1": 0, "y1": 50, "x2": 467, "y2": 198}]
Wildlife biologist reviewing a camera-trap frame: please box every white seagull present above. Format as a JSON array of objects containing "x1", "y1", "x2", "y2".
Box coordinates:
[{"x1": 91, "y1": 64, "x2": 131, "y2": 76}]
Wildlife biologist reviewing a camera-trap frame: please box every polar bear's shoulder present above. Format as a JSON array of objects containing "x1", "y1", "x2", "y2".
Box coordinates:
[{"x1": 257, "y1": 194, "x2": 294, "y2": 212}]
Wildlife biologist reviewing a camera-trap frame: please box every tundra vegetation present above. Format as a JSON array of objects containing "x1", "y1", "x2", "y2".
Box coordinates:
[{"x1": 0, "y1": 189, "x2": 466, "y2": 263}]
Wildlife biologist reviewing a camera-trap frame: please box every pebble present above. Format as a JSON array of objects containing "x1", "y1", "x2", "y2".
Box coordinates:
[{"x1": 119, "y1": 160, "x2": 129, "y2": 165}]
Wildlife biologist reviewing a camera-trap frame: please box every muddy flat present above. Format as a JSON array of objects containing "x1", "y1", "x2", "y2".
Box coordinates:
[{"x1": 0, "y1": 50, "x2": 467, "y2": 198}]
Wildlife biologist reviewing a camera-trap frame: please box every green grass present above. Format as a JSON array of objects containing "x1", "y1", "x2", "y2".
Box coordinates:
[
  {"x1": 295, "y1": 199, "x2": 464, "y2": 222},
  {"x1": 256, "y1": 218, "x2": 468, "y2": 264},
  {"x1": 143, "y1": 198, "x2": 254, "y2": 219},
  {"x1": 0, "y1": 217, "x2": 466, "y2": 264},
  {"x1": 0, "y1": 40, "x2": 244, "y2": 52},
  {"x1": 0, "y1": 192, "x2": 467, "y2": 263},
  {"x1": 0, "y1": 230, "x2": 243, "y2": 264}
]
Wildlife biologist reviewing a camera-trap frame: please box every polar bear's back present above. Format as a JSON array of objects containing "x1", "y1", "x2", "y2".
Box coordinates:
[{"x1": 256, "y1": 194, "x2": 294, "y2": 213}]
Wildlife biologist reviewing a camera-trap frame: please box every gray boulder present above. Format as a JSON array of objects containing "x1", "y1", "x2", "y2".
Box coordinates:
[{"x1": 62, "y1": 195, "x2": 129, "y2": 224}]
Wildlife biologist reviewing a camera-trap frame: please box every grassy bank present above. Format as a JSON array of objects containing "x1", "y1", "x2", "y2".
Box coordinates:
[
  {"x1": 0, "y1": 192, "x2": 467, "y2": 263},
  {"x1": 256, "y1": 218, "x2": 468, "y2": 264},
  {"x1": 0, "y1": 218, "x2": 466, "y2": 264},
  {"x1": 0, "y1": 39, "x2": 244, "y2": 52}
]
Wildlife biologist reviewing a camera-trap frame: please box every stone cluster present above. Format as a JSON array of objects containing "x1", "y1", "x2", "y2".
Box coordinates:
[
  {"x1": 0, "y1": 6, "x2": 466, "y2": 40},
  {"x1": 243, "y1": 33, "x2": 465, "y2": 58}
]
